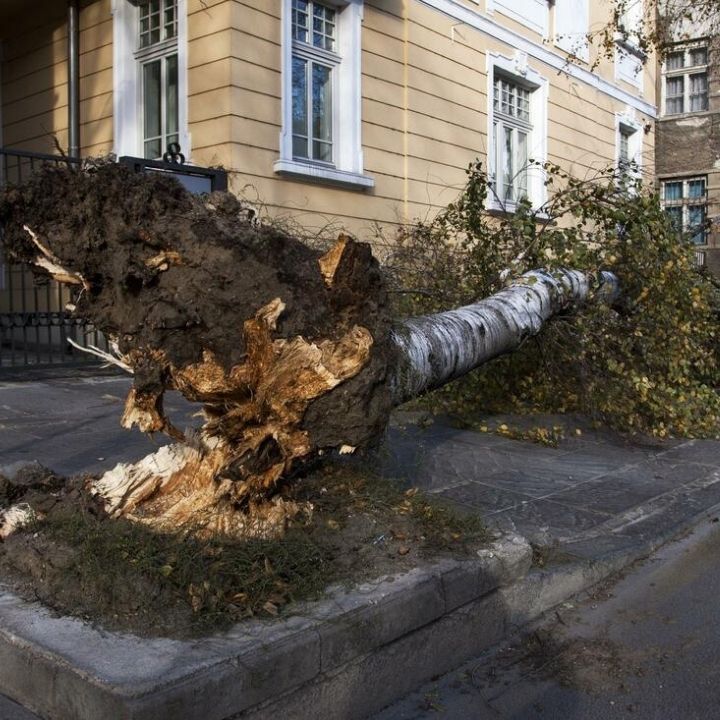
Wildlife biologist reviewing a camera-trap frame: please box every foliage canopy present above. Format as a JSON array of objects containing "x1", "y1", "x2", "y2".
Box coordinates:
[{"x1": 383, "y1": 162, "x2": 720, "y2": 438}]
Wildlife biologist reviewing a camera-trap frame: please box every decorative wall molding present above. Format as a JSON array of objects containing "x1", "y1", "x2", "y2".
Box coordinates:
[{"x1": 418, "y1": 0, "x2": 657, "y2": 119}]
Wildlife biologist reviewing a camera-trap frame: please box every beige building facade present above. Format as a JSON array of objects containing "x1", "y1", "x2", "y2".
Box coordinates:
[{"x1": 0, "y1": 0, "x2": 657, "y2": 238}]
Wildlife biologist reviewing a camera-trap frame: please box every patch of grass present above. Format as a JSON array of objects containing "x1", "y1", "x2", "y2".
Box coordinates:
[
  {"x1": 41, "y1": 508, "x2": 333, "y2": 632},
  {"x1": 2, "y1": 463, "x2": 490, "y2": 637}
]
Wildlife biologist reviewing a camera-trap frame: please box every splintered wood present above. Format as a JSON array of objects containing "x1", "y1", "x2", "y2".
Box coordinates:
[{"x1": 92, "y1": 239, "x2": 374, "y2": 538}]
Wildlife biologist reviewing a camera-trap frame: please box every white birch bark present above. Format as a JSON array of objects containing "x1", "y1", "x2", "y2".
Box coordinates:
[{"x1": 390, "y1": 268, "x2": 619, "y2": 405}]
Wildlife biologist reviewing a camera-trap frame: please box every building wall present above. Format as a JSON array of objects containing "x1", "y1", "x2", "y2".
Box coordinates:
[
  {"x1": 656, "y1": 35, "x2": 720, "y2": 274},
  {"x1": 0, "y1": 0, "x2": 113, "y2": 158},
  {"x1": 0, "y1": 0, "x2": 657, "y2": 240},
  {"x1": 214, "y1": 0, "x2": 656, "y2": 236}
]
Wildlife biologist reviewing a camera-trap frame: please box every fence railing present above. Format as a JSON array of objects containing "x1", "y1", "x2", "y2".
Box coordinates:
[{"x1": 0, "y1": 148, "x2": 110, "y2": 371}]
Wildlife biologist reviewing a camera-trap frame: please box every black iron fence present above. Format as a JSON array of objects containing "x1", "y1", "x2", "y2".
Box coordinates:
[{"x1": 0, "y1": 148, "x2": 109, "y2": 371}]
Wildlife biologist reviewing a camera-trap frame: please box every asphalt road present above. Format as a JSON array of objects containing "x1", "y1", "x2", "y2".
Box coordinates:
[{"x1": 373, "y1": 518, "x2": 720, "y2": 720}]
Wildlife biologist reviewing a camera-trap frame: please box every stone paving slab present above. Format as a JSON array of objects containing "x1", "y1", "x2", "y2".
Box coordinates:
[{"x1": 379, "y1": 413, "x2": 720, "y2": 545}]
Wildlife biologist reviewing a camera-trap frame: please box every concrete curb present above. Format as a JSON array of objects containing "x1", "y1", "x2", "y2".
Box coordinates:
[
  {"x1": 237, "y1": 496, "x2": 720, "y2": 719},
  {"x1": 0, "y1": 535, "x2": 531, "y2": 720},
  {"x1": 1, "y1": 489, "x2": 719, "y2": 719}
]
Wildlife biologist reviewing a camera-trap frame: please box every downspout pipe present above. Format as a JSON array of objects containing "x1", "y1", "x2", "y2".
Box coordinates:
[{"x1": 68, "y1": 0, "x2": 80, "y2": 158}]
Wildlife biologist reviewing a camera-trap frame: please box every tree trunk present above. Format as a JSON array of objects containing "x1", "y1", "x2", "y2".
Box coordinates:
[
  {"x1": 390, "y1": 268, "x2": 620, "y2": 404},
  {"x1": 0, "y1": 164, "x2": 617, "y2": 539}
]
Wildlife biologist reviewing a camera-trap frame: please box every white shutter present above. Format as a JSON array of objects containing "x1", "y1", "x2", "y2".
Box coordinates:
[{"x1": 554, "y1": 0, "x2": 589, "y2": 61}]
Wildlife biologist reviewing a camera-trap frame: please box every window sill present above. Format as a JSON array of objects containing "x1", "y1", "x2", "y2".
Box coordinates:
[
  {"x1": 613, "y1": 33, "x2": 647, "y2": 60},
  {"x1": 659, "y1": 109, "x2": 712, "y2": 121},
  {"x1": 273, "y1": 160, "x2": 374, "y2": 190},
  {"x1": 486, "y1": 200, "x2": 551, "y2": 222}
]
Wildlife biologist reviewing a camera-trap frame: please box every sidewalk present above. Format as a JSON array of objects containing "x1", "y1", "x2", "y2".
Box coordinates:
[
  {"x1": 1, "y1": 377, "x2": 720, "y2": 720},
  {"x1": 381, "y1": 411, "x2": 720, "y2": 552}
]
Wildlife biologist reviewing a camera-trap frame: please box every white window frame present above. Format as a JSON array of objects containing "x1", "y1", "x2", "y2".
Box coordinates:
[
  {"x1": 112, "y1": 0, "x2": 189, "y2": 159},
  {"x1": 486, "y1": 52, "x2": 548, "y2": 213},
  {"x1": 615, "y1": 110, "x2": 642, "y2": 183},
  {"x1": 274, "y1": 0, "x2": 373, "y2": 189},
  {"x1": 486, "y1": 0, "x2": 549, "y2": 38},
  {"x1": 553, "y1": 0, "x2": 589, "y2": 63},
  {"x1": 661, "y1": 176, "x2": 708, "y2": 246},
  {"x1": 661, "y1": 41, "x2": 709, "y2": 117}
]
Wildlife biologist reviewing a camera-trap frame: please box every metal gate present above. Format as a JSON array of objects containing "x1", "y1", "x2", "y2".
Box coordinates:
[{"x1": 0, "y1": 148, "x2": 109, "y2": 371}]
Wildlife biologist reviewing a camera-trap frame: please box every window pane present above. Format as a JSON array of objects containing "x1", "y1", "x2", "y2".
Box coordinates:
[
  {"x1": 312, "y1": 2, "x2": 336, "y2": 50},
  {"x1": 291, "y1": 56, "x2": 308, "y2": 158},
  {"x1": 293, "y1": 136, "x2": 308, "y2": 158},
  {"x1": 503, "y1": 126, "x2": 513, "y2": 201},
  {"x1": 619, "y1": 130, "x2": 630, "y2": 164},
  {"x1": 515, "y1": 131, "x2": 528, "y2": 198},
  {"x1": 313, "y1": 140, "x2": 332, "y2": 163},
  {"x1": 666, "y1": 97, "x2": 684, "y2": 114},
  {"x1": 665, "y1": 76, "x2": 684, "y2": 114},
  {"x1": 166, "y1": 54, "x2": 179, "y2": 144},
  {"x1": 292, "y1": 0, "x2": 309, "y2": 43},
  {"x1": 495, "y1": 76, "x2": 531, "y2": 124},
  {"x1": 688, "y1": 179, "x2": 705, "y2": 198},
  {"x1": 312, "y1": 63, "x2": 332, "y2": 161},
  {"x1": 689, "y1": 73, "x2": 708, "y2": 111},
  {"x1": 517, "y1": 87, "x2": 530, "y2": 122},
  {"x1": 491, "y1": 121, "x2": 498, "y2": 193},
  {"x1": 145, "y1": 138, "x2": 162, "y2": 159},
  {"x1": 664, "y1": 181, "x2": 683, "y2": 201},
  {"x1": 164, "y1": 0, "x2": 177, "y2": 40},
  {"x1": 143, "y1": 60, "x2": 162, "y2": 158},
  {"x1": 688, "y1": 205, "x2": 706, "y2": 244},
  {"x1": 666, "y1": 51, "x2": 684, "y2": 70},
  {"x1": 689, "y1": 47, "x2": 707, "y2": 66},
  {"x1": 665, "y1": 206, "x2": 682, "y2": 231}
]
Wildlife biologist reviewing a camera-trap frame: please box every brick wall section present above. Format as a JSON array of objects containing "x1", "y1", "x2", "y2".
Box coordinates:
[{"x1": 656, "y1": 36, "x2": 720, "y2": 272}]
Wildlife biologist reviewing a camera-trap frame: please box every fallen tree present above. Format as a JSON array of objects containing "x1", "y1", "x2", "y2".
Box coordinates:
[{"x1": 0, "y1": 163, "x2": 618, "y2": 538}]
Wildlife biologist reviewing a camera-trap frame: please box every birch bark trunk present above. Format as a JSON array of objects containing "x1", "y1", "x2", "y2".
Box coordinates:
[{"x1": 390, "y1": 269, "x2": 620, "y2": 404}]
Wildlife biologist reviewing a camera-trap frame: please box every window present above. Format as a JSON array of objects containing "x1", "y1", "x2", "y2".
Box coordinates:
[
  {"x1": 618, "y1": 127, "x2": 632, "y2": 174},
  {"x1": 291, "y1": 1, "x2": 336, "y2": 164},
  {"x1": 487, "y1": 53, "x2": 548, "y2": 212},
  {"x1": 137, "y1": 0, "x2": 179, "y2": 159},
  {"x1": 614, "y1": 0, "x2": 645, "y2": 89},
  {"x1": 663, "y1": 44, "x2": 709, "y2": 115},
  {"x1": 554, "y1": 0, "x2": 589, "y2": 63},
  {"x1": 662, "y1": 177, "x2": 708, "y2": 245},
  {"x1": 492, "y1": 76, "x2": 531, "y2": 203},
  {"x1": 113, "y1": 0, "x2": 188, "y2": 160},
  {"x1": 275, "y1": 0, "x2": 373, "y2": 188},
  {"x1": 616, "y1": 114, "x2": 642, "y2": 186}
]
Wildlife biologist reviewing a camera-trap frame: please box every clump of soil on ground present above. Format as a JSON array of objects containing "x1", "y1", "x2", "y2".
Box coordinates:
[{"x1": 0, "y1": 462, "x2": 489, "y2": 638}]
